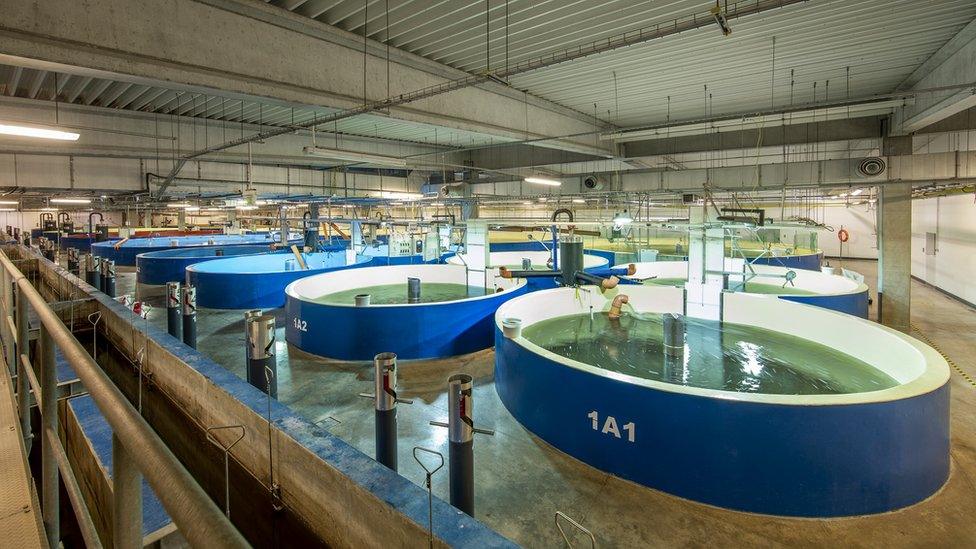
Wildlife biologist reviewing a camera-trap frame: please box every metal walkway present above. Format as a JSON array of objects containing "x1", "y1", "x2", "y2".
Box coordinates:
[{"x1": 0, "y1": 360, "x2": 46, "y2": 549}]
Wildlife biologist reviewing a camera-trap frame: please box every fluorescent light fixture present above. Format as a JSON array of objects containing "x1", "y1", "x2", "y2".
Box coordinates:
[
  {"x1": 303, "y1": 146, "x2": 408, "y2": 168},
  {"x1": 40, "y1": 207, "x2": 58, "y2": 212},
  {"x1": 0, "y1": 208, "x2": 16, "y2": 212},
  {"x1": 375, "y1": 191, "x2": 424, "y2": 201},
  {"x1": 710, "y1": 4, "x2": 732, "y2": 36},
  {"x1": 50, "y1": 198, "x2": 91, "y2": 204},
  {"x1": 429, "y1": 202, "x2": 444, "y2": 207},
  {"x1": 184, "y1": 206, "x2": 200, "y2": 212},
  {"x1": 0, "y1": 123, "x2": 79, "y2": 141},
  {"x1": 524, "y1": 177, "x2": 562, "y2": 186},
  {"x1": 236, "y1": 205, "x2": 258, "y2": 211},
  {"x1": 522, "y1": 201, "x2": 533, "y2": 205},
  {"x1": 850, "y1": 188, "x2": 863, "y2": 196},
  {"x1": 572, "y1": 198, "x2": 586, "y2": 204},
  {"x1": 0, "y1": 200, "x2": 19, "y2": 205},
  {"x1": 167, "y1": 202, "x2": 191, "y2": 208}
]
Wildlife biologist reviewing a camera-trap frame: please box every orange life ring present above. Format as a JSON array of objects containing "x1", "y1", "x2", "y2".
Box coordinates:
[{"x1": 837, "y1": 228, "x2": 850, "y2": 243}]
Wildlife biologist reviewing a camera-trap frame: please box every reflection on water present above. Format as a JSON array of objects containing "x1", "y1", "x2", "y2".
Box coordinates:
[
  {"x1": 313, "y1": 282, "x2": 492, "y2": 305},
  {"x1": 521, "y1": 311, "x2": 897, "y2": 395}
]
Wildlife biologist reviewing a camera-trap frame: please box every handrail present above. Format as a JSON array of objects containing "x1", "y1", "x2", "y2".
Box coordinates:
[{"x1": 0, "y1": 248, "x2": 248, "y2": 548}]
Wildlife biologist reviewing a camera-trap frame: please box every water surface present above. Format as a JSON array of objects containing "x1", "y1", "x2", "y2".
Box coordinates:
[{"x1": 521, "y1": 312, "x2": 896, "y2": 395}]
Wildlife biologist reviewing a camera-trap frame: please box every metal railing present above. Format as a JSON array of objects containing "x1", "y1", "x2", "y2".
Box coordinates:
[{"x1": 0, "y1": 247, "x2": 248, "y2": 548}]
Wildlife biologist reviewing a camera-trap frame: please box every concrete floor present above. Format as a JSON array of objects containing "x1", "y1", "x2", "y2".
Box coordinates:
[{"x1": 114, "y1": 259, "x2": 976, "y2": 548}]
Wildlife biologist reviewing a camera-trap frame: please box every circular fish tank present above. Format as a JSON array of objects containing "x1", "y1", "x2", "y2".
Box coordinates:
[
  {"x1": 136, "y1": 245, "x2": 278, "y2": 285},
  {"x1": 446, "y1": 251, "x2": 609, "y2": 291},
  {"x1": 285, "y1": 264, "x2": 528, "y2": 360},
  {"x1": 91, "y1": 233, "x2": 302, "y2": 266},
  {"x1": 188, "y1": 251, "x2": 373, "y2": 309},
  {"x1": 494, "y1": 286, "x2": 950, "y2": 517},
  {"x1": 590, "y1": 239, "x2": 823, "y2": 271},
  {"x1": 623, "y1": 261, "x2": 869, "y2": 317}
]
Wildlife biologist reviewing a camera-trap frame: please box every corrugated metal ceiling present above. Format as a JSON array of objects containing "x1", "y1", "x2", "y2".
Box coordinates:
[
  {"x1": 508, "y1": 0, "x2": 976, "y2": 126},
  {"x1": 267, "y1": 0, "x2": 976, "y2": 127},
  {"x1": 0, "y1": 64, "x2": 513, "y2": 149}
]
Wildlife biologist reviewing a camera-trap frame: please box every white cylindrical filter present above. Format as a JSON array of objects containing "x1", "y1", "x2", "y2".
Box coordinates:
[
  {"x1": 354, "y1": 294, "x2": 371, "y2": 307},
  {"x1": 502, "y1": 318, "x2": 522, "y2": 339}
]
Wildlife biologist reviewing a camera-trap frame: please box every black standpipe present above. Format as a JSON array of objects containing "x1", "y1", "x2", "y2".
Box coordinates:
[
  {"x1": 407, "y1": 277, "x2": 421, "y2": 303},
  {"x1": 182, "y1": 285, "x2": 197, "y2": 348},
  {"x1": 87, "y1": 255, "x2": 102, "y2": 290},
  {"x1": 448, "y1": 373, "x2": 475, "y2": 516},
  {"x1": 374, "y1": 352, "x2": 399, "y2": 471},
  {"x1": 101, "y1": 259, "x2": 116, "y2": 297},
  {"x1": 246, "y1": 313, "x2": 276, "y2": 397},
  {"x1": 166, "y1": 282, "x2": 182, "y2": 338}
]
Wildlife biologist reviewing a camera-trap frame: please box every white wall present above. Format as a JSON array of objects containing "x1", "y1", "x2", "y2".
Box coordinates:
[{"x1": 912, "y1": 194, "x2": 976, "y2": 305}]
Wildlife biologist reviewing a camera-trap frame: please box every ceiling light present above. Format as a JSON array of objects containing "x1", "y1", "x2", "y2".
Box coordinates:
[
  {"x1": 303, "y1": 146, "x2": 408, "y2": 168},
  {"x1": 0, "y1": 123, "x2": 79, "y2": 141},
  {"x1": 0, "y1": 208, "x2": 16, "y2": 212},
  {"x1": 522, "y1": 201, "x2": 533, "y2": 205},
  {"x1": 429, "y1": 202, "x2": 444, "y2": 206},
  {"x1": 237, "y1": 205, "x2": 258, "y2": 211},
  {"x1": 710, "y1": 4, "x2": 732, "y2": 36},
  {"x1": 850, "y1": 189, "x2": 863, "y2": 196},
  {"x1": 524, "y1": 177, "x2": 562, "y2": 186},
  {"x1": 167, "y1": 202, "x2": 191, "y2": 208},
  {"x1": 572, "y1": 198, "x2": 586, "y2": 204},
  {"x1": 184, "y1": 206, "x2": 200, "y2": 212},
  {"x1": 50, "y1": 198, "x2": 91, "y2": 204},
  {"x1": 0, "y1": 200, "x2": 18, "y2": 205}
]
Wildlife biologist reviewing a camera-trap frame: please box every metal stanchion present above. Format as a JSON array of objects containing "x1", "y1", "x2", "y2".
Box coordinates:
[
  {"x1": 246, "y1": 314, "x2": 276, "y2": 397},
  {"x1": 166, "y1": 282, "x2": 182, "y2": 338},
  {"x1": 39, "y1": 324, "x2": 60, "y2": 544},
  {"x1": 182, "y1": 285, "x2": 197, "y2": 348}
]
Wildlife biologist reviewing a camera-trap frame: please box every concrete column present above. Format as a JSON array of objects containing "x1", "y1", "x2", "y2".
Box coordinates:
[{"x1": 879, "y1": 183, "x2": 912, "y2": 333}]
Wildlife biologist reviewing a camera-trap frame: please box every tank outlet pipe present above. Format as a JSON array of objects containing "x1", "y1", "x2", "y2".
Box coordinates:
[
  {"x1": 663, "y1": 313, "x2": 686, "y2": 357},
  {"x1": 354, "y1": 294, "x2": 371, "y2": 307},
  {"x1": 181, "y1": 285, "x2": 197, "y2": 349},
  {"x1": 166, "y1": 282, "x2": 182, "y2": 338},
  {"x1": 589, "y1": 264, "x2": 637, "y2": 278},
  {"x1": 499, "y1": 266, "x2": 562, "y2": 280},
  {"x1": 243, "y1": 309, "x2": 263, "y2": 364},
  {"x1": 67, "y1": 248, "x2": 80, "y2": 276},
  {"x1": 101, "y1": 260, "x2": 116, "y2": 297},
  {"x1": 88, "y1": 211, "x2": 104, "y2": 236},
  {"x1": 521, "y1": 257, "x2": 532, "y2": 270},
  {"x1": 215, "y1": 248, "x2": 224, "y2": 257},
  {"x1": 575, "y1": 272, "x2": 620, "y2": 291},
  {"x1": 407, "y1": 277, "x2": 422, "y2": 303},
  {"x1": 87, "y1": 256, "x2": 102, "y2": 290},
  {"x1": 608, "y1": 294, "x2": 630, "y2": 320},
  {"x1": 246, "y1": 314, "x2": 276, "y2": 398}
]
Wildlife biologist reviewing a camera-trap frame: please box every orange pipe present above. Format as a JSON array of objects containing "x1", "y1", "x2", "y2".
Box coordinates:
[{"x1": 608, "y1": 294, "x2": 629, "y2": 320}]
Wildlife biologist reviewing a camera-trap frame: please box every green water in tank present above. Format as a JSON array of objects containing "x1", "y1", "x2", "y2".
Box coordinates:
[
  {"x1": 641, "y1": 278, "x2": 817, "y2": 296},
  {"x1": 313, "y1": 282, "x2": 492, "y2": 305},
  {"x1": 521, "y1": 312, "x2": 897, "y2": 395}
]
